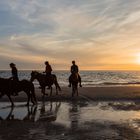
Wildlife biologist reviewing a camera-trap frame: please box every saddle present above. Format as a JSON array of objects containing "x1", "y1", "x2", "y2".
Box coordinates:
[{"x1": 70, "y1": 73, "x2": 79, "y2": 82}]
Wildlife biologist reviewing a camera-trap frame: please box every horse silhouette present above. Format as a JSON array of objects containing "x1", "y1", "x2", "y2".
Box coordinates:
[
  {"x1": 70, "y1": 73, "x2": 79, "y2": 97},
  {"x1": 0, "y1": 78, "x2": 37, "y2": 106},
  {"x1": 30, "y1": 71, "x2": 61, "y2": 97}
]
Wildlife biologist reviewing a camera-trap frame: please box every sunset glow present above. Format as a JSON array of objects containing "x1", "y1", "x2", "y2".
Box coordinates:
[
  {"x1": 136, "y1": 54, "x2": 140, "y2": 65},
  {"x1": 0, "y1": 0, "x2": 140, "y2": 70}
]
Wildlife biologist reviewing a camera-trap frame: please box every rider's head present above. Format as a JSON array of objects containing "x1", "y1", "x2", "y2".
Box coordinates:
[
  {"x1": 9, "y1": 63, "x2": 16, "y2": 68},
  {"x1": 72, "y1": 60, "x2": 75, "y2": 65},
  {"x1": 45, "y1": 61, "x2": 49, "y2": 65}
]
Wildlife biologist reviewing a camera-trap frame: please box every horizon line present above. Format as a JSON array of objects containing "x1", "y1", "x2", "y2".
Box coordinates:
[{"x1": 0, "y1": 69, "x2": 140, "y2": 71}]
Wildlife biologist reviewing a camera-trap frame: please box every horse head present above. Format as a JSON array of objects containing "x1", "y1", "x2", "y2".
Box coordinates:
[{"x1": 30, "y1": 71, "x2": 39, "y2": 82}]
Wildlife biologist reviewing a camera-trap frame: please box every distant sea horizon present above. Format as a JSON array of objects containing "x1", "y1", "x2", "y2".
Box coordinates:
[
  {"x1": 1, "y1": 70, "x2": 140, "y2": 87},
  {"x1": 1, "y1": 69, "x2": 140, "y2": 72}
]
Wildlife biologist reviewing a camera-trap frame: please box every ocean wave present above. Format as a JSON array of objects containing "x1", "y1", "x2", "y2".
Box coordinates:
[
  {"x1": 1, "y1": 70, "x2": 140, "y2": 87},
  {"x1": 83, "y1": 82, "x2": 140, "y2": 86}
]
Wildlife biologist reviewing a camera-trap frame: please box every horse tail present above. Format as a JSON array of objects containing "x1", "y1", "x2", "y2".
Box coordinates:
[
  {"x1": 30, "y1": 82, "x2": 37, "y2": 104},
  {"x1": 53, "y1": 75, "x2": 61, "y2": 91}
]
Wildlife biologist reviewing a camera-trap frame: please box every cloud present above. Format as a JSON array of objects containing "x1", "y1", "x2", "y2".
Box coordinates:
[{"x1": 0, "y1": 0, "x2": 140, "y2": 70}]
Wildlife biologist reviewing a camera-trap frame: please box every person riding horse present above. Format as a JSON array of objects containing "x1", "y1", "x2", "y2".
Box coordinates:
[
  {"x1": 45, "y1": 61, "x2": 52, "y2": 76},
  {"x1": 68, "y1": 60, "x2": 82, "y2": 87},
  {"x1": 9, "y1": 63, "x2": 19, "y2": 96},
  {"x1": 44, "y1": 61, "x2": 53, "y2": 89},
  {"x1": 9, "y1": 63, "x2": 19, "y2": 81}
]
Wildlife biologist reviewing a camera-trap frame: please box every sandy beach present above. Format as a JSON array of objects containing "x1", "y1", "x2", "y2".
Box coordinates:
[
  {"x1": 0, "y1": 86, "x2": 140, "y2": 140},
  {"x1": 1, "y1": 86, "x2": 140, "y2": 102}
]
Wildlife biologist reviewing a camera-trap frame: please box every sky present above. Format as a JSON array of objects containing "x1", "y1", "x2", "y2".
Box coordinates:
[{"x1": 0, "y1": 0, "x2": 140, "y2": 70}]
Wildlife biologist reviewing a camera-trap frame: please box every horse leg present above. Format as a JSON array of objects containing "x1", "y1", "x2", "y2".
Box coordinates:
[
  {"x1": 75, "y1": 83, "x2": 78, "y2": 96},
  {"x1": 30, "y1": 94, "x2": 34, "y2": 105},
  {"x1": 72, "y1": 85, "x2": 74, "y2": 97},
  {"x1": 31, "y1": 85, "x2": 37, "y2": 105},
  {"x1": 55, "y1": 85, "x2": 58, "y2": 95},
  {"x1": 26, "y1": 92, "x2": 30, "y2": 106},
  {"x1": 6, "y1": 106, "x2": 14, "y2": 120},
  {"x1": 41, "y1": 87, "x2": 46, "y2": 100},
  {"x1": 7, "y1": 94, "x2": 14, "y2": 107},
  {"x1": 41, "y1": 87, "x2": 46, "y2": 96},
  {"x1": 32, "y1": 92, "x2": 37, "y2": 105},
  {"x1": 77, "y1": 86, "x2": 78, "y2": 96},
  {"x1": 54, "y1": 82, "x2": 58, "y2": 95},
  {"x1": 54, "y1": 76, "x2": 61, "y2": 92},
  {"x1": 30, "y1": 94, "x2": 37, "y2": 105},
  {"x1": 50, "y1": 86, "x2": 52, "y2": 96},
  {"x1": 55, "y1": 82, "x2": 61, "y2": 91}
]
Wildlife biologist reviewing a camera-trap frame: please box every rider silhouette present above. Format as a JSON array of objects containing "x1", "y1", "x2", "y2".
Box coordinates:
[
  {"x1": 9, "y1": 63, "x2": 19, "y2": 96},
  {"x1": 45, "y1": 61, "x2": 52, "y2": 76},
  {"x1": 68, "y1": 60, "x2": 82, "y2": 87},
  {"x1": 44, "y1": 61, "x2": 52, "y2": 89}
]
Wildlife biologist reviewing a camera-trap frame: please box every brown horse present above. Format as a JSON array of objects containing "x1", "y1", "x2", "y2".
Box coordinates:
[
  {"x1": 0, "y1": 78, "x2": 37, "y2": 106},
  {"x1": 70, "y1": 73, "x2": 79, "y2": 97},
  {"x1": 30, "y1": 71, "x2": 61, "y2": 97}
]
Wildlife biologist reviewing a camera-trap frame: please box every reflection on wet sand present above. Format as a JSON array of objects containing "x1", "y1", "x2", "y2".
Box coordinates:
[
  {"x1": 38, "y1": 101, "x2": 61, "y2": 122},
  {"x1": 0, "y1": 102, "x2": 61, "y2": 122},
  {"x1": 69, "y1": 101, "x2": 80, "y2": 132},
  {"x1": 0, "y1": 106, "x2": 14, "y2": 121},
  {"x1": 0, "y1": 101, "x2": 140, "y2": 139},
  {"x1": 23, "y1": 105, "x2": 37, "y2": 122}
]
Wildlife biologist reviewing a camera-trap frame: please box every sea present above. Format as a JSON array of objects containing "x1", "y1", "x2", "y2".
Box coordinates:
[{"x1": 1, "y1": 70, "x2": 140, "y2": 87}]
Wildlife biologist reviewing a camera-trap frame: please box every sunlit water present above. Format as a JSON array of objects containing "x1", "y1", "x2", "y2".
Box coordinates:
[
  {"x1": 0, "y1": 101, "x2": 140, "y2": 139},
  {"x1": 1, "y1": 70, "x2": 140, "y2": 87}
]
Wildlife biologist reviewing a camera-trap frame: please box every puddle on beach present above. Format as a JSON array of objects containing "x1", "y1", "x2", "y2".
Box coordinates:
[{"x1": 0, "y1": 100, "x2": 140, "y2": 140}]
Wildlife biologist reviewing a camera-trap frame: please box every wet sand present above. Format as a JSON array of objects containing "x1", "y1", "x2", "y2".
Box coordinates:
[
  {"x1": 1, "y1": 86, "x2": 140, "y2": 102},
  {"x1": 0, "y1": 101, "x2": 140, "y2": 140},
  {"x1": 78, "y1": 86, "x2": 140, "y2": 101},
  {"x1": 0, "y1": 86, "x2": 140, "y2": 139}
]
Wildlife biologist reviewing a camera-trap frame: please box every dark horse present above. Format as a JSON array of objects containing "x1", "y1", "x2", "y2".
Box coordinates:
[
  {"x1": 0, "y1": 78, "x2": 37, "y2": 106},
  {"x1": 30, "y1": 71, "x2": 61, "y2": 96},
  {"x1": 70, "y1": 73, "x2": 79, "y2": 97}
]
